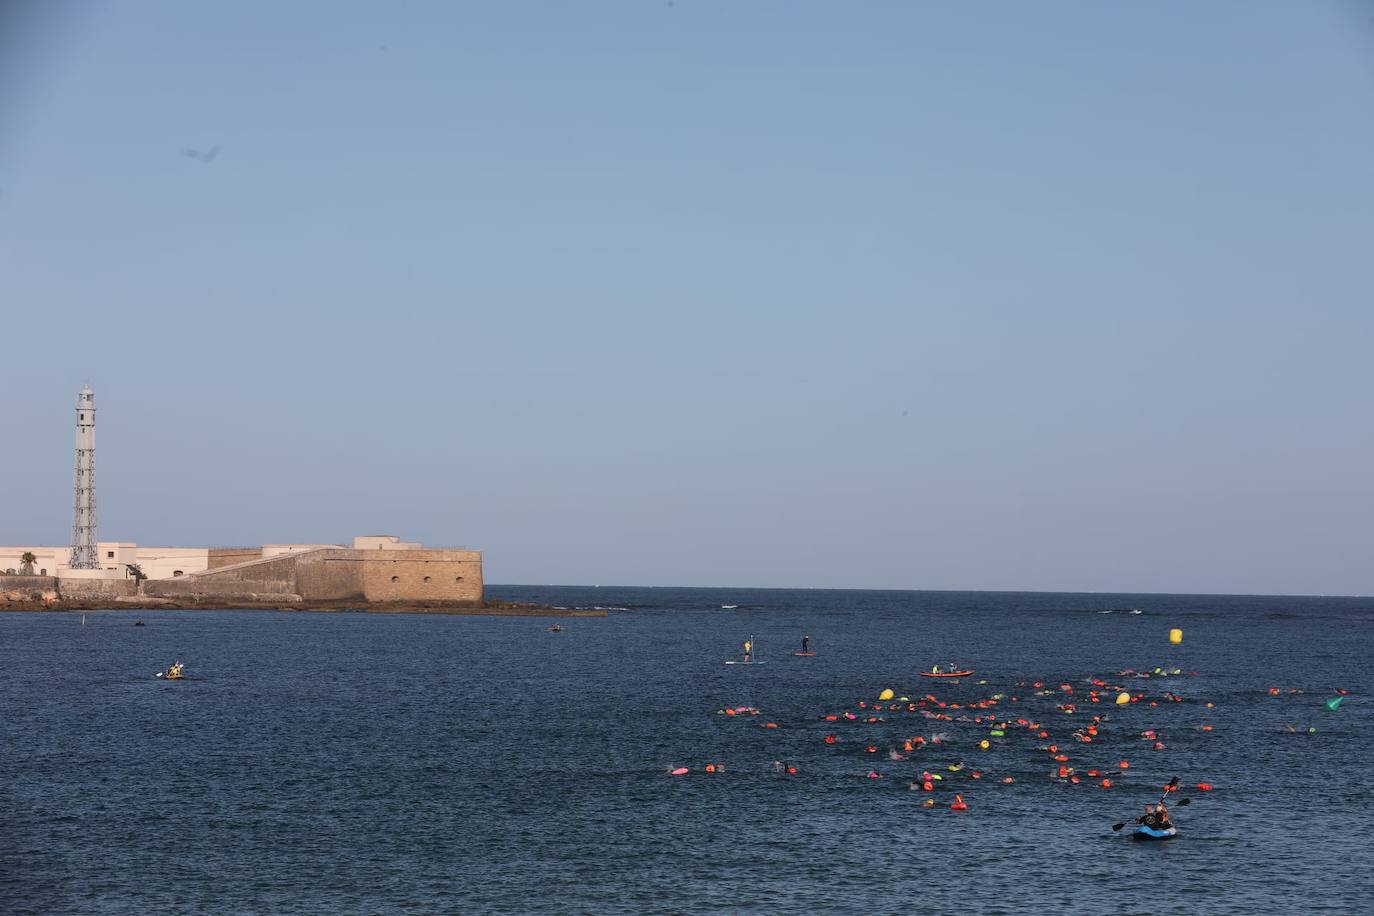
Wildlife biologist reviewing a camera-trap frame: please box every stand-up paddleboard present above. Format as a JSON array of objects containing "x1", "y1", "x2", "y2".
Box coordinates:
[
  {"x1": 793, "y1": 652, "x2": 817, "y2": 657},
  {"x1": 725, "y1": 660, "x2": 766, "y2": 665}
]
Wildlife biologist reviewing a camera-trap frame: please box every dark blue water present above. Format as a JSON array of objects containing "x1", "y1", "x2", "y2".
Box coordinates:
[{"x1": 4, "y1": 588, "x2": 1372, "y2": 914}]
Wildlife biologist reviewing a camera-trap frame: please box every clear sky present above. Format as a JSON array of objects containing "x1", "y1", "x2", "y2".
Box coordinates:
[{"x1": 2, "y1": 1, "x2": 1372, "y2": 594}]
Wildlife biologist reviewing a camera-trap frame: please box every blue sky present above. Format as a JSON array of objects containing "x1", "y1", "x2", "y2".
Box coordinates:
[{"x1": 2, "y1": 1, "x2": 1372, "y2": 594}]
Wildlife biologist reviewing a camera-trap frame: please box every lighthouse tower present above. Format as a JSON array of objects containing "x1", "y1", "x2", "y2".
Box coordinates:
[{"x1": 70, "y1": 385, "x2": 98, "y2": 569}]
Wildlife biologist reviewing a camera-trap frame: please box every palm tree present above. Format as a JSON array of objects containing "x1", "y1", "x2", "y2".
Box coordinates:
[{"x1": 19, "y1": 551, "x2": 37, "y2": 575}]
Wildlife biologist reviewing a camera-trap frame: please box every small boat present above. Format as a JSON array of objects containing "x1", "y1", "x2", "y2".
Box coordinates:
[
  {"x1": 1131, "y1": 824, "x2": 1178, "y2": 841},
  {"x1": 921, "y1": 670, "x2": 975, "y2": 678}
]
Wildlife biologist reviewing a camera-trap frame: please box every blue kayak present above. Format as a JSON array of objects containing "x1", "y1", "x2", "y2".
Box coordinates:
[{"x1": 1132, "y1": 824, "x2": 1178, "y2": 841}]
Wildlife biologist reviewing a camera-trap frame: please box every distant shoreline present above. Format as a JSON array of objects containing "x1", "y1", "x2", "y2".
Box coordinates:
[{"x1": 0, "y1": 597, "x2": 606, "y2": 617}]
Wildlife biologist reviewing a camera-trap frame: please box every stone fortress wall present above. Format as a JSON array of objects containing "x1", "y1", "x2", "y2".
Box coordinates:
[{"x1": 3, "y1": 536, "x2": 485, "y2": 610}]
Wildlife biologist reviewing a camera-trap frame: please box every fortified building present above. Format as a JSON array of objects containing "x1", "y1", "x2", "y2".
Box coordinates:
[{"x1": 0, "y1": 388, "x2": 484, "y2": 610}]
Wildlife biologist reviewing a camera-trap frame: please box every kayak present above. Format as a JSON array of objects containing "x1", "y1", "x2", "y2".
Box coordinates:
[
  {"x1": 1131, "y1": 824, "x2": 1178, "y2": 841},
  {"x1": 921, "y1": 671, "x2": 974, "y2": 678}
]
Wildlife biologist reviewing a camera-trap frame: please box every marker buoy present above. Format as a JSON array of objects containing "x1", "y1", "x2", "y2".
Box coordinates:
[
  {"x1": 1115, "y1": 692, "x2": 1130, "y2": 705},
  {"x1": 878, "y1": 688, "x2": 895, "y2": 701},
  {"x1": 979, "y1": 739, "x2": 990, "y2": 750},
  {"x1": 1169, "y1": 628, "x2": 1183, "y2": 644}
]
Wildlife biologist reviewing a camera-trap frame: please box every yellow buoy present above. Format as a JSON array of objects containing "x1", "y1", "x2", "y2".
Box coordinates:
[
  {"x1": 1169, "y1": 628, "x2": 1183, "y2": 645},
  {"x1": 1115, "y1": 692, "x2": 1130, "y2": 705},
  {"x1": 979, "y1": 739, "x2": 990, "y2": 750},
  {"x1": 878, "y1": 688, "x2": 894, "y2": 701}
]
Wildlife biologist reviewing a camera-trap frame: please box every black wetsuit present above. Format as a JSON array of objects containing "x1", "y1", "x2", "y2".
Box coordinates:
[
  {"x1": 1140, "y1": 813, "x2": 1172, "y2": 830},
  {"x1": 801, "y1": 637, "x2": 810, "y2": 654}
]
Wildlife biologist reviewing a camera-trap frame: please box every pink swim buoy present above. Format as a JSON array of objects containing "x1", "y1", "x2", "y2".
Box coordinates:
[{"x1": 670, "y1": 767, "x2": 689, "y2": 776}]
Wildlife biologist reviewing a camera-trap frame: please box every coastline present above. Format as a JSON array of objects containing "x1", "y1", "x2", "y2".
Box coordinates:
[{"x1": 0, "y1": 596, "x2": 606, "y2": 617}]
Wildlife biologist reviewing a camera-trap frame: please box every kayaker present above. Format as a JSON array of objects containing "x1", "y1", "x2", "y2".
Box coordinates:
[
  {"x1": 932, "y1": 664, "x2": 941, "y2": 674},
  {"x1": 1137, "y1": 803, "x2": 1172, "y2": 830}
]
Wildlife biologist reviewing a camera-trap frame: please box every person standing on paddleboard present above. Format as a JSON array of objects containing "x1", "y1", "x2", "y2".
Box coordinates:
[
  {"x1": 801, "y1": 635, "x2": 811, "y2": 654},
  {"x1": 743, "y1": 639, "x2": 753, "y2": 663}
]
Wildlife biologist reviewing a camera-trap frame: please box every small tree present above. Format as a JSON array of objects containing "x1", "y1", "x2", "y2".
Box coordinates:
[
  {"x1": 19, "y1": 552, "x2": 37, "y2": 575},
  {"x1": 125, "y1": 563, "x2": 147, "y2": 585}
]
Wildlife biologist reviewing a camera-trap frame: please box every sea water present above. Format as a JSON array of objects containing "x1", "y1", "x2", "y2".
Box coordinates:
[{"x1": 3, "y1": 588, "x2": 1371, "y2": 914}]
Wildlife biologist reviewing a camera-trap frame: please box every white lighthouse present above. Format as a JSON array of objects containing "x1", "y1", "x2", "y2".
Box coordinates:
[{"x1": 70, "y1": 385, "x2": 98, "y2": 569}]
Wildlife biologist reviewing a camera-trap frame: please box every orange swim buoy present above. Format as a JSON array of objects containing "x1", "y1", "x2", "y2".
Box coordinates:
[
  {"x1": 1002, "y1": 776, "x2": 1015, "y2": 784},
  {"x1": 1197, "y1": 783, "x2": 1214, "y2": 791},
  {"x1": 786, "y1": 766, "x2": 797, "y2": 775},
  {"x1": 824, "y1": 735, "x2": 837, "y2": 745},
  {"x1": 705, "y1": 764, "x2": 717, "y2": 773},
  {"x1": 950, "y1": 795, "x2": 968, "y2": 811},
  {"x1": 922, "y1": 781, "x2": 934, "y2": 792},
  {"x1": 1101, "y1": 778, "x2": 1113, "y2": 788},
  {"x1": 1119, "y1": 761, "x2": 1130, "y2": 769}
]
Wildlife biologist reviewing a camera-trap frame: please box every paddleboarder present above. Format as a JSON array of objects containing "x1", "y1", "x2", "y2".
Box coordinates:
[{"x1": 801, "y1": 635, "x2": 811, "y2": 655}]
